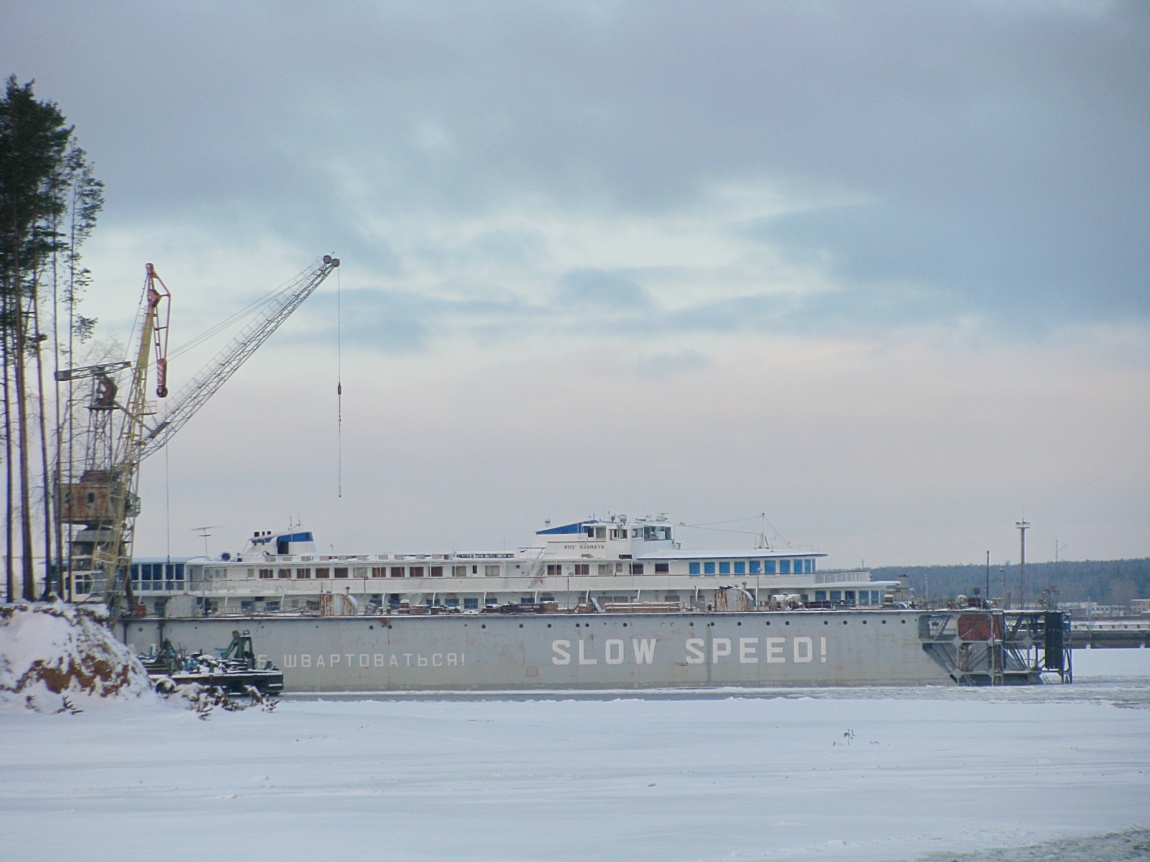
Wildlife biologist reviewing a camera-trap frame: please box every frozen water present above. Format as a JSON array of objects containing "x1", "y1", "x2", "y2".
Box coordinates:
[{"x1": 1, "y1": 648, "x2": 1147, "y2": 861}]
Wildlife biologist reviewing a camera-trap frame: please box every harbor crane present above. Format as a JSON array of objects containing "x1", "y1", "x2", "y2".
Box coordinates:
[{"x1": 58, "y1": 254, "x2": 340, "y2": 613}]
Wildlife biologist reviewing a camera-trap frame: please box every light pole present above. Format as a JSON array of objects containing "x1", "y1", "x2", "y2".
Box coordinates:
[{"x1": 1016, "y1": 520, "x2": 1030, "y2": 608}]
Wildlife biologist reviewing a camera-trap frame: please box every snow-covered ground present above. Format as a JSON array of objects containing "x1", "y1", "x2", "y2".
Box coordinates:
[{"x1": 2, "y1": 648, "x2": 1147, "y2": 862}]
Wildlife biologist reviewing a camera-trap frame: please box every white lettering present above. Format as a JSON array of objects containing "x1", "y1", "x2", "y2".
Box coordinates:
[
  {"x1": 712, "y1": 638, "x2": 732, "y2": 664},
  {"x1": 685, "y1": 638, "x2": 705, "y2": 665},
  {"x1": 739, "y1": 637, "x2": 758, "y2": 664},
  {"x1": 765, "y1": 637, "x2": 785, "y2": 664},
  {"x1": 632, "y1": 638, "x2": 657, "y2": 664},
  {"x1": 315, "y1": 655, "x2": 324, "y2": 667},
  {"x1": 374, "y1": 653, "x2": 385, "y2": 667},
  {"x1": 552, "y1": 640, "x2": 572, "y2": 665},
  {"x1": 284, "y1": 654, "x2": 297, "y2": 669},
  {"x1": 447, "y1": 653, "x2": 459, "y2": 666},
  {"x1": 345, "y1": 653, "x2": 354, "y2": 666},
  {"x1": 330, "y1": 654, "x2": 341, "y2": 666},
  {"x1": 418, "y1": 654, "x2": 428, "y2": 666},
  {"x1": 820, "y1": 636, "x2": 827, "y2": 663},
  {"x1": 793, "y1": 637, "x2": 813, "y2": 663},
  {"x1": 359, "y1": 654, "x2": 369, "y2": 668},
  {"x1": 389, "y1": 655, "x2": 399, "y2": 667},
  {"x1": 432, "y1": 653, "x2": 443, "y2": 667},
  {"x1": 605, "y1": 639, "x2": 624, "y2": 665},
  {"x1": 404, "y1": 653, "x2": 413, "y2": 666},
  {"x1": 578, "y1": 639, "x2": 598, "y2": 665},
  {"x1": 302, "y1": 654, "x2": 312, "y2": 668}
]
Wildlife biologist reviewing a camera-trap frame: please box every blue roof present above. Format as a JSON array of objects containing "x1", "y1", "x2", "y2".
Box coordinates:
[{"x1": 536, "y1": 521, "x2": 593, "y2": 535}]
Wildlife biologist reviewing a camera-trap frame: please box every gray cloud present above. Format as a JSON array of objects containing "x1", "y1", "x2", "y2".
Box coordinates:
[{"x1": 5, "y1": 0, "x2": 1147, "y2": 335}]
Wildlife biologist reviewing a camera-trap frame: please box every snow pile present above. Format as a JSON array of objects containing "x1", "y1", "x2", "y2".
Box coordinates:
[{"x1": 0, "y1": 602, "x2": 153, "y2": 711}]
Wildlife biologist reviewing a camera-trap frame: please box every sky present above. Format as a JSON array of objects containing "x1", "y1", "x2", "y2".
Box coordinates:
[{"x1": 3, "y1": 0, "x2": 1148, "y2": 567}]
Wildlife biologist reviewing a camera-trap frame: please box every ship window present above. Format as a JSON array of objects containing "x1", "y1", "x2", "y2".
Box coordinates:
[
  {"x1": 763, "y1": 560, "x2": 776, "y2": 574},
  {"x1": 830, "y1": 590, "x2": 841, "y2": 602},
  {"x1": 718, "y1": 561, "x2": 730, "y2": 575},
  {"x1": 297, "y1": 568, "x2": 312, "y2": 579},
  {"x1": 630, "y1": 563, "x2": 644, "y2": 574},
  {"x1": 278, "y1": 568, "x2": 291, "y2": 579},
  {"x1": 520, "y1": 596, "x2": 534, "y2": 605},
  {"x1": 689, "y1": 562, "x2": 701, "y2": 575},
  {"x1": 334, "y1": 567, "x2": 349, "y2": 579},
  {"x1": 749, "y1": 560, "x2": 761, "y2": 574},
  {"x1": 704, "y1": 562, "x2": 715, "y2": 575},
  {"x1": 597, "y1": 563, "x2": 611, "y2": 575},
  {"x1": 808, "y1": 559, "x2": 815, "y2": 573},
  {"x1": 370, "y1": 567, "x2": 385, "y2": 578},
  {"x1": 872, "y1": 591, "x2": 882, "y2": 604},
  {"x1": 452, "y1": 565, "x2": 467, "y2": 577},
  {"x1": 574, "y1": 564, "x2": 590, "y2": 576},
  {"x1": 610, "y1": 529, "x2": 627, "y2": 540},
  {"x1": 354, "y1": 567, "x2": 367, "y2": 578},
  {"x1": 547, "y1": 564, "x2": 563, "y2": 576},
  {"x1": 259, "y1": 568, "x2": 274, "y2": 579},
  {"x1": 845, "y1": 590, "x2": 856, "y2": 604},
  {"x1": 815, "y1": 590, "x2": 827, "y2": 602},
  {"x1": 780, "y1": 560, "x2": 791, "y2": 574},
  {"x1": 390, "y1": 566, "x2": 405, "y2": 578},
  {"x1": 463, "y1": 597, "x2": 479, "y2": 610},
  {"x1": 444, "y1": 597, "x2": 459, "y2": 607},
  {"x1": 246, "y1": 568, "x2": 255, "y2": 579},
  {"x1": 655, "y1": 563, "x2": 669, "y2": 574},
  {"x1": 734, "y1": 561, "x2": 745, "y2": 575},
  {"x1": 484, "y1": 564, "x2": 500, "y2": 577},
  {"x1": 409, "y1": 566, "x2": 424, "y2": 578},
  {"x1": 430, "y1": 566, "x2": 443, "y2": 577},
  {"x1": 315, "y1": 567, "x2": 330, "y2": 579}
]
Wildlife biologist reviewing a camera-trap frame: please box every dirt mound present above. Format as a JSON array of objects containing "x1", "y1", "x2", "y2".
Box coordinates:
[{"x1": 0, "y1": 601, "x2": 153, "y2": 710}]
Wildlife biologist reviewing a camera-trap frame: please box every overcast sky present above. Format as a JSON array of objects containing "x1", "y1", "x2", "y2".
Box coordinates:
[{"x1": 4, "y1": 1, "x2": 1148, "y2": 567}]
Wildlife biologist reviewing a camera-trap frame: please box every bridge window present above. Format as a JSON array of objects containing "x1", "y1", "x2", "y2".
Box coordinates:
[
  {"x1": 749, "y1": 561, "x2": 760, "y2": 574},
  {"x1": 689, "y1": 562, "x2": 701, "y2": 575},
  {"x1": 547, "y1": 564, "x2": 562, "y2": 576},
  {"x1": 655, "y1": 563, "x2": 669, "y2": 574},
  {"x1": 452, "y1": 565, "x2": 468, "y2": 577},
  {"x1": 278, "y1": 568, "x2": 291, "y2": 579},
  {"x1": 610, "y1": 528, "x2": 627, "y2": 540},
  {"x1": 704, "y1": 562, "x2": 716, "y2": 575},
  {"x1": 484, "y1": 564, "x2": 500, "y2": 576},
  {"x1": 630, "y1": 563, "x2": 644, "y2": 574},
  {"x1": 463, "y1": 597, "x2": 479, "y2": 610},
  {"x1": 409, "y1": 566, "x2": 424, "y2": 578},
  {"x1": 297, "y1": 568, "x2": 312, "y2": 579},
  {"x1": 734, "y1": 561, "x2": 745, "y2": 575},
  {"x1": 370, "y1": 567, "x2": 385, "y2": 578},
  {"x1": 719, "y1": 562, "x2": 730, "y2": 575},
  {"x1": 315, "y1": 567, "x2": 330, "y2": 579},
  {"x1": 780, "y1": 560, "x2": 791, "y2": 574},
  {"x1": 259, "y1": 568, "x2": 274, "y2": 579},
  {"x1": 334, "y1": 567, "x2": 349, "y2": 579},
  {"x1": 574, "y1": 564, "x2": 590, "y2": 576},
  {"x1": 430, "y1": 566, "x2": 443, "y2": 577},
  {"x1": 389, "y1": 566, "x2": 404, "y2": 577}
]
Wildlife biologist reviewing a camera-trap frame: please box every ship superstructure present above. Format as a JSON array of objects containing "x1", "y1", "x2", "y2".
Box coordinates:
[{"x1": 129, "y1": 514, "x2": 894, "y2": 617}]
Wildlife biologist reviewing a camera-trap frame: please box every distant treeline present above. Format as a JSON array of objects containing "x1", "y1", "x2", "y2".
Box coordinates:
[{"x1": 871, "y1": 558, "x2": 1150, "y2": 607}]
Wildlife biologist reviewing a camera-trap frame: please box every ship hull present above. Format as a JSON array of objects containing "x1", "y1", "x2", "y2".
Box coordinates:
[{"x1": 119, "y1": 608, "x2": 1050, "y2": 691}]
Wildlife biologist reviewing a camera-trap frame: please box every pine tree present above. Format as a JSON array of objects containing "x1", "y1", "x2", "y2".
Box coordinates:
[{"x1": 0, "y1": 76, "x2": 103, "y2": 600}]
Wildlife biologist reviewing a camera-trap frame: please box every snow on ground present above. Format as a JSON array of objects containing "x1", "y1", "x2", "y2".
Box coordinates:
[
  {"x1": 0, "y1": 602, "x2": 153, "y2": 711},
  {"x1": 1, "y1": 646, "x2": 1147, "y2": 862}
]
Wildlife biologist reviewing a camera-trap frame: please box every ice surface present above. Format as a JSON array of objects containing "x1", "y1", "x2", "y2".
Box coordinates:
[{"x1": 1, "y1": 647, "x2": 1147, "y2": 861}]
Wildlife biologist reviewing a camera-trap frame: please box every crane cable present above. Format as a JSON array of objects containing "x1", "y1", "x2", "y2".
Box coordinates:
[{"x1": 337, "y1": 262, "x2": 343, "y2": 498}]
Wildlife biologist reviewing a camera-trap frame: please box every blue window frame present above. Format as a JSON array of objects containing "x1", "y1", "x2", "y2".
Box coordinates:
[
  {"x1": 749, "y1": 560, "x2": 760, "y2": 574},
  {"x1": 815, "y1": 590, "x2": 827, "y2": 601},
  {"x1": 763, "y1": 560, "x2": 776, "y2": 574},
  {"x1": 704, "y1": 561, "x2": 716, "y2": 575},
  {"x1": 689, "y1": 562, "x2": 701, "y2": 576},
  {"x1": 734, "y1": 561, "x2": 745, "y2": 575},
  {"x1": 780, "y1": 560, "x2": 791, "y2": 574},
  {"x1": 718, "y1": 561, "x2": 730, "y2": 575}
]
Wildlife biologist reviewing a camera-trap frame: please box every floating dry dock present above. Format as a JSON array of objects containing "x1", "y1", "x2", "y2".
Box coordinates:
[{"x1": 122, "y1": 608, "x2": 1071, "y2": 692}]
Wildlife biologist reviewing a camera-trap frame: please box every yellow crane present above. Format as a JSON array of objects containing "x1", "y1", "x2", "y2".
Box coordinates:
[{"x1": 58, "y1": 255, "x2": 339, "y2": 614}]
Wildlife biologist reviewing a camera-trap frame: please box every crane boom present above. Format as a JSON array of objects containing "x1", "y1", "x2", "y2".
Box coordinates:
[{"x1": 139, "y1": 254, "x2": 339, "y2": 461}]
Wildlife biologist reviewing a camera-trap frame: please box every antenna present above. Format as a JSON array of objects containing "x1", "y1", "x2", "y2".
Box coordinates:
[{"x1": 192, "y1": 525, "x2": 219, "y2": 558}]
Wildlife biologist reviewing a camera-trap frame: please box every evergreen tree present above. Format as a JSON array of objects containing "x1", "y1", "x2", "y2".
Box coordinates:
[{"x1": 1, "y1": 76, "x2": 103, "y2": 600}]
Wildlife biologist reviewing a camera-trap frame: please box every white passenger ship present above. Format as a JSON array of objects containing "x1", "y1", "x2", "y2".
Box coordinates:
[{"x1": 128, "y1": 514, "x2": 897, "y2": 617}]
